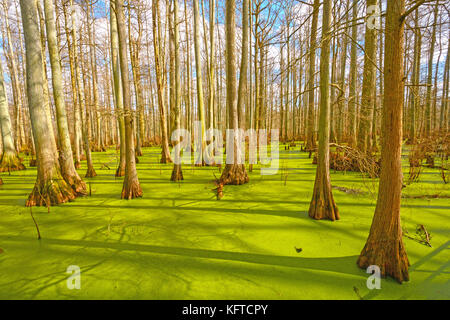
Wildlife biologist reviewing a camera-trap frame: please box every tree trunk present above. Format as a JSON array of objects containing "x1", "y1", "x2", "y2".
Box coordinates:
[
  {"x1": 408, "y1": 9, "x2": 421, "y2": 143},
  {"x1": 357, "y1": 0, "x2": 410, "y2": 284},
  {"x1": 358, "y1": 0, "x2": 378, "y2": 153},
  {"x1": 152, "y1": 0, "x2": 172, "y2": 164},
  {"x1": 43, "y1": 0, "x2": 85, "y2": 195},
  {"x1": 308, "y1": 0, "x2": 339, "y2": 221},
  {"x1": 305, "y1": 0, "x2": 320, "y2": 152},
  {"x1": 193, "y1": 0, "x2": 209, "y2": 165},
  {"x1": 348, "y1": 0, "x2": 358, "y2": 147},
  {"x1": 86, "y1": 3, "x2": 104, "y2": 153},
  {"x1": 424, "y1": 2, "x2": 438, "y2": 136},
  {"x1": 128, "y1": 3, "x2": 145, "y2": 157},
  {"x1": 110, "y1": 0, "x2": 126, "y2": 177},
  {"x1": 440, "y1": 42, "x2": 449, "y2": 131},
  {"x1": 2, "y1": 0, "x2": 25, "y2": 153},
  {"x1": 20, "y1": 0, "x2": 75, "y2": 207},
  {"x1": 62, "y1": 3, "x2": 81, "y2": 169},
  {"x1": 115, "y1": 0, "x2": 143, "y2": 200},
  {"x1": 70, "y1": 0, "x2": 96, "y2": 178},
  {"x1": 220, "y1": 0, "x2": 249, "y2": 186},
  {"x1": 171, "y1": 0, "x2": 183, "y2": 182},
  {"x1": 237, "y1": 0, "x2": 248, "y2": 131},
  {"x1": 0, "y1": 53, "x2": 25, "y2": 171}
]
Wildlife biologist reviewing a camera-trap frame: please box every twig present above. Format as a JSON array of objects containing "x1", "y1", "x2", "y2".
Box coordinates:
[{"x1": 30, "y1": 207, "x2": 41, "y2": 240}]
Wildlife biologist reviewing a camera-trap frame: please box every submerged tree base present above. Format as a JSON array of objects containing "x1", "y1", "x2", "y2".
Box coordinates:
[
  {"x1": 220, "y1": 164, "x2": 249, "y2": 186},
  {"x1": 63, "y1": 174, "x2": 87, "y2": 196},
  {"x1": 85, "y1": 166, "x2": 97, "y2": 178},
  {"x1": 29, "y1": 159, "x2": 37, "y2": 167},
  {"x1": 160, "y1": 151, "x2": 173, "y2": 164},
  {"x1": 309, "y1": 181, "x2": 340, "y2": 221},
  {"x1": 357, "y1": 238, "x2": 410, "y2": 283},
  {"x1": 74, "y1": 160, "x2": 81, "y2": 170},
  {"x1": 92, "y1": 146, "x2": 107, "y2": 152},
  {"x1": 171, "y1": 165, "x2": 184, "y2": 182},
  {"x1": 0, "y1": 153, "x2": 26, "y2": 172},
  {"x1": 115, "y1": 165, "x2": 125, "y2": 177},
  {"x1": 121, "y1": 179, "x2": 143, "y2": 200},
  {"x1": 26, "y1": 178, "x2": 76, "y2": 207}
]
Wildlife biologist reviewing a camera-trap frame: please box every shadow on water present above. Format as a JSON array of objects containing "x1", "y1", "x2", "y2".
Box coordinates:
[{"x1": 0, "y1": 235, "x2": 363, "y2": 279}]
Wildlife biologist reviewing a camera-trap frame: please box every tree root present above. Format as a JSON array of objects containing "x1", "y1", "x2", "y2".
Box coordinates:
[
  {"x1": 219, "y1": 164, "x2": 249, "y2": 186},
  {"x1": 309, "y1": 179, "x2": 340, "y2": 221},
  {"x1": 29, "y1": 159, "x2": 37, "y2": 167},
  {"x1": 357, "y1": 238, "x2": 410, "y2": 284},
  {"x1": 26, "y1": 178, "x2": 76, "y2": 207},
  {"x1": 160, "y1": 151, "x2": 173, "y2": 164},
  {"x1": 63, "y1": 173, "x2": 87, "y2": 196},
  {"x1": 85, "y1": 166, "x2": 97, "y2": 178},
  {"x1": 115, "y1": 165, "x2": 125, "y2": 177},
  {"x1": 170, "y1": 165, "x2": 184, "y2": 182},
  {"x1": 0, "y1": 153, "x2": 26, "y2": 172},
  {"x1": 121, "y1": 178, "x2": 143, "y2": 200}
]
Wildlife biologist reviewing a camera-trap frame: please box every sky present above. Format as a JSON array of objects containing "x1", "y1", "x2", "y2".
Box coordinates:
[{"x1": 0, "y1": 0, "x2": 448, "y2": 104}]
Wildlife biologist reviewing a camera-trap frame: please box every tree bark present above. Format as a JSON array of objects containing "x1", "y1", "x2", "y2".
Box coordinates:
[
  {"x1": 0, "y1": 53, "x2": 25, "y2": 171},
  {"x1": 115, "y1": 0, "x2": 143, "y2": 199},
  {"x1": 20, "y1": 0, "x2": 75, "y2": 207},
  {"x1": 348, "y1": 0, "x2": 358, "y2": 147},
  {"x1": 357, "y1": 0, "x2": 410, "y2": 284},
  {"x1": 305, "y1": 0, "x2": 320, "y2": 152},
  {"x1": 220, "y1": 0, "x2": 249, "y2": 186},
  {"x1": 193, "y1": 0, "x2": 210, "y2": 165},
  {"x1": 152, "y1": 0, "x2": 172, "y2": 164},
  {"x1": 110, "y1": 0, "x2": 126, "y2": 177},
  {"x1": 308, "y1": 0, "x2": 339, "y2": 221},
  {"x1": 358, "y1": 0, "x2": 378, "y2": 153},
  {"x1": 424, "y1": 2, "x2": 438, "y2": 136},
  {"x1": 70, "y1": 0, "x2": 96, "y2": 178},
  {"x1": 408, "y1": 9, "x2": 421, "y2": 143},
  {"x1": 171, "y1": 0, "x2": 183, "y2": 182},
  {"x1": 43, "y1": 0, "x2": 86, "y2": 195}
]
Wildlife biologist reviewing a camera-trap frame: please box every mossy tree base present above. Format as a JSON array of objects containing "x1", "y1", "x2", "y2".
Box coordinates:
[
  {"x1": 85, "y1": 166, "x2": 97, "y2": 178},
  {"x1": 115, "y1": 165, "x2": 125, "y2": 177},
  {"x1": 63, "y1": 174, "x2": 87, "y2": 196},
  {"x1": 160, "y1": 151, "x2": 173, "y2": 164},
  {"x1": 170, "y1": 165, "x2": 184, "y2": 182},
  {"x1": 220, "y1": 164, "x2": 249, "y2": 186},
  {"x1": 26, "y1": 178, "x2": 76, "y2": 207},
  {"x1": 0, "y1": 153, "x2": 26, "y2": 172},
  {"x1": 357, "y1": 238, "x2": 410, "y2": 283},
  {"x1": 91, "y1": 144, "x2": 107, "y2": 152},
  {"x1": 309, "y1": 180, "x2": 340, "y2": 221},
  {"x1": 29, "y1": 159, "x2": 37, "y2": 167},
  {"x1": 121, "y1": 178, "x2": 143, "y2": 200}
]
